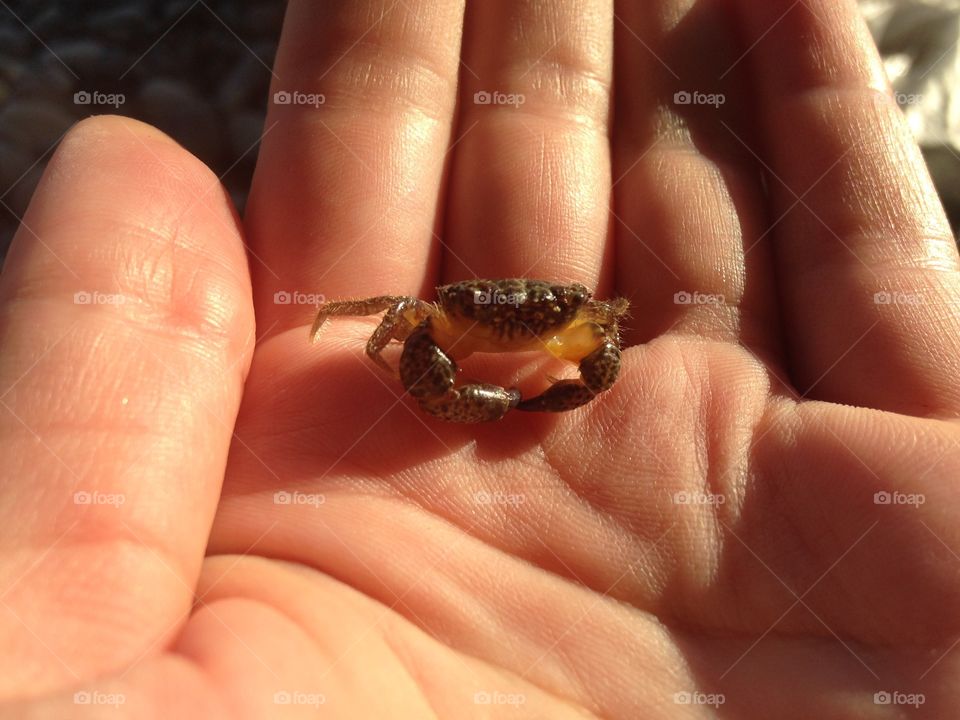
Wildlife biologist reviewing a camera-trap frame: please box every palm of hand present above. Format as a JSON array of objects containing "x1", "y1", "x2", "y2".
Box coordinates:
[
  {"x1": 2, "y1": 1, "x2": 959, "y2": 718},
  {"x1": 210, "y1": 327, "x2": 957, "y2": 717}
]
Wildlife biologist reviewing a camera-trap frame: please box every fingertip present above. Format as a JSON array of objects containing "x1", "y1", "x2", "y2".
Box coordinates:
[
  {"x1": 3, "y1": 113, "x2": 253, "y2": 347},
  {"x1": 731, "y1": 0, "x2": 888, "y2": 95},
  {"x1": 62, "y1": 113, "x2": 178, "y2": 148},
  {"x1": 37, "y1": 113, "x2": 234, "y2": 222}
]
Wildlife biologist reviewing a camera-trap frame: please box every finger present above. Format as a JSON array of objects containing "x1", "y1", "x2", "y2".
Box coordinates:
[
  {"x1": 246, "y1": 0, "x2": 466, "y2": 334},
  {"x1": 612, "y1": 0, "x2": 782, "y2": 358},
  {"x1": 440, "y1": 0, "x2": 614, "y2": 293},
  {"x1": 0, "y1": 116, "x2": 254, "y2": 696},
  {"x1": 732, "y1": 0, "x2": 960, "y2": 416}
]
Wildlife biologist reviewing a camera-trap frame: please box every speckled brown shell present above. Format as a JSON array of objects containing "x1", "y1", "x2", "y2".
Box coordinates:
[
  {"x1": 399, "y1": 321, "x2": 455, "y2": 399},
  {"x1": 419, "y1": 384, "x2": 521, "y2": 423},
  {"x1": 436, "y1": 279, "x2": 591, "y2": 340},
  {"x1": 580, "y1": 341, "x2": 620, "y2": 392}
]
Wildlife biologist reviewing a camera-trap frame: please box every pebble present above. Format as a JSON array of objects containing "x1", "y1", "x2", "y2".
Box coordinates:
[
  {"x1": 207, "y1": 3, "x2": 241, "y2": 29},
  {"x1": 43, "y1": 40, "x2": 130, "y2": 81},
  {"x1": 229, "y1": 188, "x2": 247, "y2": 215},
  {"x1": 0, "y1": 218, "x2": 16, "y2": 254},
  {"x1": 0, "y1": 99, "x2": 76, "y2": 155},
  {"x1": 87, "y1": 5, "x2": 155, "y2": 46},
  {"x1": 227, "y1": 110, "x2": 266, "y2": 158},
  {"x1": 134, "y1": 46, "x2": 200, "y2": 82},
  {"x1": 251, "y1": 40, "x2": 279, "y2": 66},
  {"x1": 137, "y1": 77, "x2": 223, "y2": 162},
  {"x1": 0, "y1": 140, "x2": 35, "y2": 207},
  {"x1": 217, "y1": 55, "x2": 270, "y2": 111},
  {"x1": 200, "y1": 26, "x2": 242, "y2": 78},
  {"x1": 161, "y1": 0, "x2": 195, "y2": 23},
  {"x1": 28, "y1": 7, "x2": 67, "y2": 40},
  {"x1": 4, "y1": 162, "x2": 45, "y2": 222},
  {"x1": 0, "y1": 54, "x2": 24, "y2": 84},
  {"x1": 241, "y1": 4, "x2": 286, "y2": 38},
  {"x1": 0, "y1": 26, "x2": 32, "y2": 56},
  {"x1": 13, "y1": 62, "x2": 75, "y2": 103}
]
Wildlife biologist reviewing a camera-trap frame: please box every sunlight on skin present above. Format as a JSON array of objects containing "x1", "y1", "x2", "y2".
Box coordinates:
[{"x1": 0, "y1": 0, "x2": 959, "y2": 718}]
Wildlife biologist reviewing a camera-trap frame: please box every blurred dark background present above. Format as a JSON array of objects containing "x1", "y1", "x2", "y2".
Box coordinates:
[
  {"x1": 0, "y1": 0, "x2": 285, "y2": 257},
  {"x1": 1, "y1": 0, "x2": 958, "y2": 262}
]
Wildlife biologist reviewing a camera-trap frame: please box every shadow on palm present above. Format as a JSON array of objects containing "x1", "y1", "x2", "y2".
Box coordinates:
[{"x1": 206, "y1": 265, "x2": 960, "y2": 720}]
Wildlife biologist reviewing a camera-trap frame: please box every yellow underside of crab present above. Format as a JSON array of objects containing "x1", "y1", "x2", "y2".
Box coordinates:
[{"x1": 406, "y1": 309, "x2": 605, "y2": 362}]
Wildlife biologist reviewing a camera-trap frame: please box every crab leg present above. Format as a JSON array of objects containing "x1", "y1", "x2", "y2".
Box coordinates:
[
  {"x1": 310, "y1": 296, "x2": 410, "y2": 342},
  {"x1": 310, "y1": 296, "x2": 432, "y2": 375},
  {"x1": 400, "y1": 321, "x2": 520, "y2": 422},
  {"x1": 515, "y1": 340, "x2": 621, "y2": 413}
]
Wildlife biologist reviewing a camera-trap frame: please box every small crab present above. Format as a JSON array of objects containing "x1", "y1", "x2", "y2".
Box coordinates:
[{"x1": 310, "y1": 279, "x2": 629, "y2": 423}]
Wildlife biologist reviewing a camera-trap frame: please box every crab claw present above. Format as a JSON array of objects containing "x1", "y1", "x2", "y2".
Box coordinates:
[
  {"x1": 516, "y1": 340, "x2": 620, "y2": 413},
  {"x1": 419, "y1": 384, "x2": 521, "y2": 423}
]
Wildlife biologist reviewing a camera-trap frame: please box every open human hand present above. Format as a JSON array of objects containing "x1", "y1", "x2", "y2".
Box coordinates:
[{"x1": 2, "y1": 0, "x2": 959, "y2": 717}]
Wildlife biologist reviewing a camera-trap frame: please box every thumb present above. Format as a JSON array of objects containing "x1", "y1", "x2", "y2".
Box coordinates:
[{"x1": 0, "y1": 115, "x2": 254, "y2": 698}]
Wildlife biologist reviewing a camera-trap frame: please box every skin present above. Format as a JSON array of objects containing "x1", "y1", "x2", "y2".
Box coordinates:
[{"x1": 1, "y1": 0, "x2": 960, "y2": 717}]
